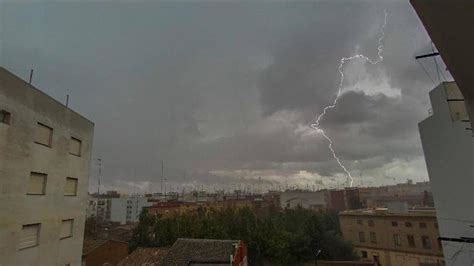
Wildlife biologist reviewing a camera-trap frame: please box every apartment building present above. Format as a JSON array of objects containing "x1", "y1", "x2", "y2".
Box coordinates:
[
  {"x1": 358, "y1": 181, "x2": 432, "y2": 209},
  {"x1": 87, "y1": 197, "x2": 152, "y2": 224},
  {"x1": 0, "y1": 67, "x2": 94, "y2": 265},
  {"x1": 339, "y1": 208, "x2": 444, "y2": 266},
  {"x1": 418, "y1": 82, "x2": 473, "y2": 265}
]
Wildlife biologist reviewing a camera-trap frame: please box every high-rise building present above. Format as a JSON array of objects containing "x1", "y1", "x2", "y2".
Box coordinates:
[
  {"x1": 0, "y1": 67, "x2": 94, "y2": 265},
  {"x1": 418, "y1": 82, "x2": 473, "y2": 265}
]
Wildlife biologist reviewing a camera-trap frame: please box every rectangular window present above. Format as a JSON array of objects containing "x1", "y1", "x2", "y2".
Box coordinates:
[
  {"x1": 60, "y1": 219, "x2": 73, "y2": 239},
  {"x1": 434, "y1": 222, "x2": 438, "y2": 229},
  {"x1": 35, "y1": 123, "x2": 53, "y2": 147},
  {"x1": 393, "y1": 234, "x2": 401, "y2": 246},
  {"x1": 361, "y1": 250, "x2": 368, "y2": 258},
  {"x1": 422, "y1": 236, "x2": 431, "y2": 249},
  {"x1": 405, "y1": 221, "x2": 412, "y2": 227},
  {"x1": 27, "y1": 172, "x2": 47, "y2": 195},
  {"x1": 69, "y1": 137, "x2": 82, "y2": 156},
  {"x1": 359, "y1": 232, "x2": 366, "y2": 243},
  {"x1": 368, "y1": 220, "x2": 374, "y2": 227},
  {"x1": 64, "y1": 178, "x2": 78, "y2": 196},
  {"x1": 420, "y1": 222, "x2": 427, "y2": 228},
  {"x1": 19, "y1": 223, "x2": 40, "y2": 250},
  {"x1": 407, "y1": 235, "x2": 416, "y2": 247},
  {"x1": 357, "y1": 220, "x2": 363, "y2": 225},
  {"x1": 391, "y1": 221, "x2": 398, "y2": 226},
  {"x1": 1, "y1": 110, "x2": 11, "y2": 124},
  {"x1": 370, "y1": 232, "x2": 377, "y2": 243}
]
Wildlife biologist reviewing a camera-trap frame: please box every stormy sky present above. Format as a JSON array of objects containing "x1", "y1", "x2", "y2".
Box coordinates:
[{"x1": 0, "y1": 1, "x2": 452, "y2": 193}]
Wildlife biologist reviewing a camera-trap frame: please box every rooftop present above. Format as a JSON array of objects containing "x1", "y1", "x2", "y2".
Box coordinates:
[
  {"x1": 162, "y1": 238, "x2": 240, "y2": 265},
  {"x1": 0, "y1": 67, "x2": 94, "y2": 125},
  {"x1": 339, "y1": 208, "x2": 437, "y2": 218},
  {"x1": 83, "y1": 239, "x2": 108, "y2": 256},
  {"x1": 118, "y1": 247, "x2": 169, "y2": 266},
  {"x1": 83, "y1": 239, "x2": 128, "y2": 256}
]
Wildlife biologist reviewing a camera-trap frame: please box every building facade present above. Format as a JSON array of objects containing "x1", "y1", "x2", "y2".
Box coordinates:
[
  {"x1": 418, "y1": 82, "x2": 473, "y2": 265},
  {"x1": 340, "y1": 208, "x2": 444, "y2": 266},
  {"x1": 0, "y1": 67, "x2": 94, "y2": 265}
]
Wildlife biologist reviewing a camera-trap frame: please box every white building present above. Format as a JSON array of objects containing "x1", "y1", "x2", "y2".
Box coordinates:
[
  {"x1": 419, "y1": 82, "x2": 473, "y2": 265},
  {"x1": 0, "y1": 68, "x2": 94, "y2": 265},
  {"x1": 87, "y1": 197, "x2": 152, "y2": 224},
  {"x1": 279, "y1": 190, "x2": 327, "y2": 210}
]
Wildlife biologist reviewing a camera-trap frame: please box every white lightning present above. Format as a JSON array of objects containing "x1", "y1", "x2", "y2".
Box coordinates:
[{"x1": 311, "y1": 10, "x2": 388, "y2": 188}]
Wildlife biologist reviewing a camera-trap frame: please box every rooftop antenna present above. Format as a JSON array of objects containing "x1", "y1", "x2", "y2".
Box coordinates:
[
  {"x1": 161, "y1": 160, "x2": 164, "y2": 196},
  {"x1": 66, "y1": 94, "x2": 69, "y2": 108},
  {"x1": 95, "y1": 158, "x2": 102, "y2": 237},
  {"x1": 28, "y1": 69, "x2": 34, "y2": 84},
  {"x1": 96, "y1": 158, "x2": 102, "y2": 200}
]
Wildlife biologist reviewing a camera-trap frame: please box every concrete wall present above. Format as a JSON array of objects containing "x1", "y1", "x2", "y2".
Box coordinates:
[
  {"x1": 353, "y1": 247, "x2": 443, "y2": 266},
  {"x1": 110, "y1": 198, "x2": 128, "y2": 224},
  {"x1": 106, "y1": 197, "x2": 151, "y2": 224},
  {"x1": 0, "y1": 67, "x2": 94, "y2": 265},
  {"x1": 419, "y1": 82, "x2": 473, "y2": 266}
]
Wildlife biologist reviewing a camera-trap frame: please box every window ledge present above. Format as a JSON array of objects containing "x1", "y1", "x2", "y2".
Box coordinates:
[
  {"x1": 19, "y1": 244, "x2": 39, "y2": 251},
  {"x1": 34, "y1": 141, "x2": 52, "y2": 148}
]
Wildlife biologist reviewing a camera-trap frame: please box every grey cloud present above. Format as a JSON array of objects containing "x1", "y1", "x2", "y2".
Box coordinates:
[{"x1": 1, "y1": 1, "x2": 434, "y2": 191}]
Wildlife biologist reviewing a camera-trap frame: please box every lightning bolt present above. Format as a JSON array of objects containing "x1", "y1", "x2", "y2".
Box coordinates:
[{"x1": 311, "y1": 10, "x2": 388, "y2": 188}]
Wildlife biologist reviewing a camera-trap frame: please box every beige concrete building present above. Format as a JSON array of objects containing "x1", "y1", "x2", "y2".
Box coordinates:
[
  {"x1": 0, "y1": 67, "x2": 94, "y2": 265},
  {"x1": 340, "y1": 208, "x2": 444, "y2": 266},
  {"x1": 418, "y1": 82, "x2": 473, "y2": 266}
]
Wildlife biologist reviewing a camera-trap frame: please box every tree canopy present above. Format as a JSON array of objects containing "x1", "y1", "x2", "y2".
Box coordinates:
[{"x1": 130, "y1": 206, "x2": 358, "y2": 265}]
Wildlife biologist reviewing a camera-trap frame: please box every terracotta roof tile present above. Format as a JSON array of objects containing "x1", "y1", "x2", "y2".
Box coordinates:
[{"x1": 118, "y1": 247, "x2": 169, "y2": 266}]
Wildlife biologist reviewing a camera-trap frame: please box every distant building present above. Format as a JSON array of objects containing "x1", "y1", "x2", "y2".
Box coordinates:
[
  {"x1": 279, "y1": 190, "x2": 327, "y2": 211},
  {"x1": 339, "y1": 208, "x2": 444, "y2": 266},
  {"x1": 82, "y1": 239, "x2": 128, "y2": 266},
  {"x1": 419, "y1": 82, "x2": 473, "y2": 265},
  {"x1": 326, "y1": 188, "x2": 363, "y2": 212},
  {"x1": 0, "y1": 68, "x2": 94, "y2": 265},
  {"x1": 87, "y1": 197, "x2": 152, "y2": 224}
]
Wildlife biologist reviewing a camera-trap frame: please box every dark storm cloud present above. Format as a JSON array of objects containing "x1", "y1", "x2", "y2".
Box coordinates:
[{"x1": 0, "y1": 1, "x2": 441, "y2": 191}]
